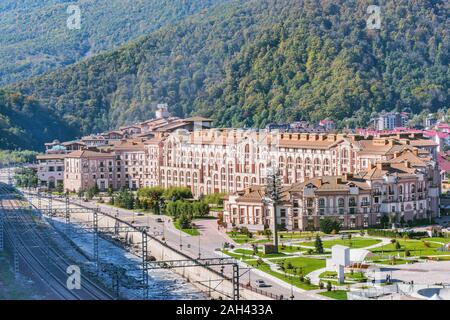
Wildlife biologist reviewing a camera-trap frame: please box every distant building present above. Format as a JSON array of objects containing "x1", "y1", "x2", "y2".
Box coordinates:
[
  {"x1": 319, "y1": 119, "x2": 336, "y2": 131},
  {"x1": 265, "y1": 123, "x2": 291, "y2": 132},
  {"x1": 424, "y1": 114, "x2": 438, "y2": 128},
  {"x1": 81, "y1": 135, "x2": 108, "y2": 148},
  {"x1": 155, "y1": 103, "x2": 170, "y2": 119},
  {"x1": 373, "y1": 111, "x2": 409, "y2": 130}
]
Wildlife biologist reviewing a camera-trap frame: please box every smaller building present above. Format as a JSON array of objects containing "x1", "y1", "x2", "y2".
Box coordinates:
[
  {"x1": 64, "y1": 150, "x2": 116, "y2": 192},
  {"x1": 36, "y1": 154, "x2": 66, "y2": 189}
]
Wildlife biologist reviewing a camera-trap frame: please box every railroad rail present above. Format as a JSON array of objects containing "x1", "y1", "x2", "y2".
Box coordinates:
[{"x1": 0, "y1": 184, "x2": 114, "y2": 300}]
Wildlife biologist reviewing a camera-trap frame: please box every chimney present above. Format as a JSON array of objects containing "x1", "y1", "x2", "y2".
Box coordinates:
[
  {"x1": 413, "y1": 148, "x2": 419, "y2": 156},
  {"x1": 316, "y1": 178, "x2": 323, "y2": 187}
]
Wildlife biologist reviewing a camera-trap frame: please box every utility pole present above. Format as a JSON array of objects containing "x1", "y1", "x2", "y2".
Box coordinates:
[
  {"x1": 141, "y1": 230, "x2": 149, "y2": 300},
  {"x1": 93, "y1": 208, "x2": 99, "y2": 272},
  {"x1": 232, "y1": 264, "x2": 240, "y2": 300},
  {"x1": 266, "y1": 167, "x2": 282, "y2": 252},
  {"x1": 0, "y1": 204, "x2": 3, "y2": 252}
]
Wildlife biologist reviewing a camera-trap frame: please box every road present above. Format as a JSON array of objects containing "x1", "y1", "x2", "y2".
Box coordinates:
[{"x1": 27, "y1": 191, "x2": 324, "y2": 300}]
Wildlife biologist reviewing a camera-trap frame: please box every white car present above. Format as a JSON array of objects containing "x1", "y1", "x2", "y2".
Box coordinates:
[
  {"x1": 136, "y1": 212, "x2": 145, "y2": 216},
  {"x1": 254, "y1": 279, "x2": 269, "y2": 288}
]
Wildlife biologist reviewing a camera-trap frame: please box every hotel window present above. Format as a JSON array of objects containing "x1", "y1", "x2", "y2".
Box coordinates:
[{"x1": 319, "y1": 198, "x2": 325, "y2": 208}]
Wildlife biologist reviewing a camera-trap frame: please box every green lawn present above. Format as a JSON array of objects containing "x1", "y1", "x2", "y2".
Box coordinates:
[
  {"x1": 278, "y1": 231, "x2": 323, "y2": 240},
  {"x1": 174, "y1": 220, "x2": 200, "y2": 236},
  {"x1": 222, "y1": 251, "x2": 324, "y2": 290},
  {"x1": 299, "y1": 237, "x2": 381, "y2": 249},
  {"x1": 421, "y1": 237, "x2": 450, "y2": 244},
  {"x1": 279, "y1": 245, "x2": 307, "y2": 253},
  {"x1": 319, "y1": 271, "x2": 367, "y2": 283},
  {"x1": 233, "y1": 248, "x2": 289, "y2": 258},
  {"x1": 276, "y1": 256, "x2": 327, "y2": 276},
  {"x1": 246, "y1": 260, "x2": 319, "y2": 290},
  {"x1": 371, "y1": 239, "x2": 448, "y2": 257},
  {"x1": 226, "y1": 232, "x2": 254, "y2": 244},
  {"x1": 319, "y1": 290, "x2": 348, "y2": 300}
]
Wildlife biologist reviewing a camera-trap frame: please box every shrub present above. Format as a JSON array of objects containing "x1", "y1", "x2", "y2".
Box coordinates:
[
  {"x1": 315, "y1": 235, "x2": 324, "y2": 254},
  {"x1": 326, "y1": 281, "x2": 332, "y2": 291},
  {"x1": 320, "y1": 217, "x2": 341, "y2": 234}
]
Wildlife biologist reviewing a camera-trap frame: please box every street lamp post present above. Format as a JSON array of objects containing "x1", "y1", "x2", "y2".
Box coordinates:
[{"x1": 265, "y1": 167, "x2": 282, "y2": 252}]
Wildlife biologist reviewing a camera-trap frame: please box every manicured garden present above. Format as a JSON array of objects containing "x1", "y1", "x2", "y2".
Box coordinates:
[
  {"x1": 222, "y1": 249, "x2": 326, "y2": 290},
  {"x1": 371, "y1": 239, "x2": 448, "y2": 257},
  {"x1": 233, "y1": 248, "x2": 289, "y2": 258},
  {"x1": 298, "y1": 237, "x2": 381, "y2": 249},
  {"x1": 174, "y1": 219, "x2": 200, "y2": 236},
  {"x1": 246, "y1": 259, "x2": 321, "y2": 291},
  {"x1": 275, "y1": 256, "x2": 327, "y2": 276},
  {"x1": 319, "y1": 271, "x2": 367, "y2": 284},
  {"x1": 319, "y1": 290, "x2": 348, "y2": 300}
]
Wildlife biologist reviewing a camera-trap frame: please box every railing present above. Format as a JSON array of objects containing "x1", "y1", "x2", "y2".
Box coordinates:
[{"x1": 240, "y1": 284, "x2": 283, "y2": 300}]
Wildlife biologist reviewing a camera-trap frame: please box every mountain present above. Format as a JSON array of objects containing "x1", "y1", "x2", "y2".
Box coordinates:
[
  {"x1": 4, "y1": 0, "x2": 450, "y2": 150},
  {"x1": 0, "y1": 0, "x2": 227, "y2": 85},
  {"x1": 0, "y1": 90, "x2": 74, "y2": 150}
]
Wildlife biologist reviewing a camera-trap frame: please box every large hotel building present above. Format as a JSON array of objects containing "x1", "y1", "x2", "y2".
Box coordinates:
[{"x1": 37, "y1": 105, "x2": 442, "y2": 231}]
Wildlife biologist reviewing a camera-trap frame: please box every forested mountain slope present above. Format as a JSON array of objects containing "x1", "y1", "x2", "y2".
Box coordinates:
[
  {"x1": 0, "y1": 0, "x2": 227, "y2": 85},
  {"x1": 4, "y1": 0, "x2": 449, "y2": 150}
]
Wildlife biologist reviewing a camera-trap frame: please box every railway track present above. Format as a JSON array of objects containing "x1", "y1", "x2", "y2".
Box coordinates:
[{"x1": 0, "y1": 183, "x2": 115, "y2": 300}]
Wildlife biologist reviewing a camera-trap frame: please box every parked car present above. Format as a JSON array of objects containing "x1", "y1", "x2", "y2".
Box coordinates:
[
  {"x1": 254, "y1": 279, "x2": 270, "y2": 288},
  {"x1": 156, "y1": 218, "x2": 163, "y2": 223},
  {"x1": 136, "y1": 212, "x2": 145, "y2": 216}
]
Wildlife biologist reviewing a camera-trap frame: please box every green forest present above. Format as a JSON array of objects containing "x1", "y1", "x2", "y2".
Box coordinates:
[
  {"x1": 2, "y1": 0, "x2": 449, "y2": 150},
  {"x1": 0, "y1": 0, "x2": 226, "y2": 85}
]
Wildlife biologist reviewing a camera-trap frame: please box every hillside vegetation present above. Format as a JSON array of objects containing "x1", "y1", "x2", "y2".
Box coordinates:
[
  {"x1": 0, "y1": 0, "x2": 227, "y2": 85},
  {"x1": 4, "y1": 0, "x2": 450, "y2": 150}
]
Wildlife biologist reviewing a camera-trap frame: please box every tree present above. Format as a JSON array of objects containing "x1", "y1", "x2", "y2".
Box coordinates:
[
  {"x1": 56, "y1": 182, "x2": 64, "y2": 193},
  {"x1": 193, "y1": 201, "x2": 209, "y2": 218},
  {"x1": 178, "y1": 213, "x2": 191, "y2": 229},
  {"x1": 263, "y1": 228, "x2": 272, "y2": 240},
  {"x1": 326, "y1": 281, "x2": 332, "y2": 291},
  {"x1": 380, "y1": 215, "x2": 389, "y2": 229},
  {"x1": 163, "y1": 187, "x2": 192, "y2": 201},
  {"x1": 315, "y1": 235, "x2": 324, "y2": 254},
  {"x1": 320, "y1": 217, "x2": 341, "y2": 234},
  {"x1": 137, "y1": 186, "x2": 164, "y2": 214}
]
